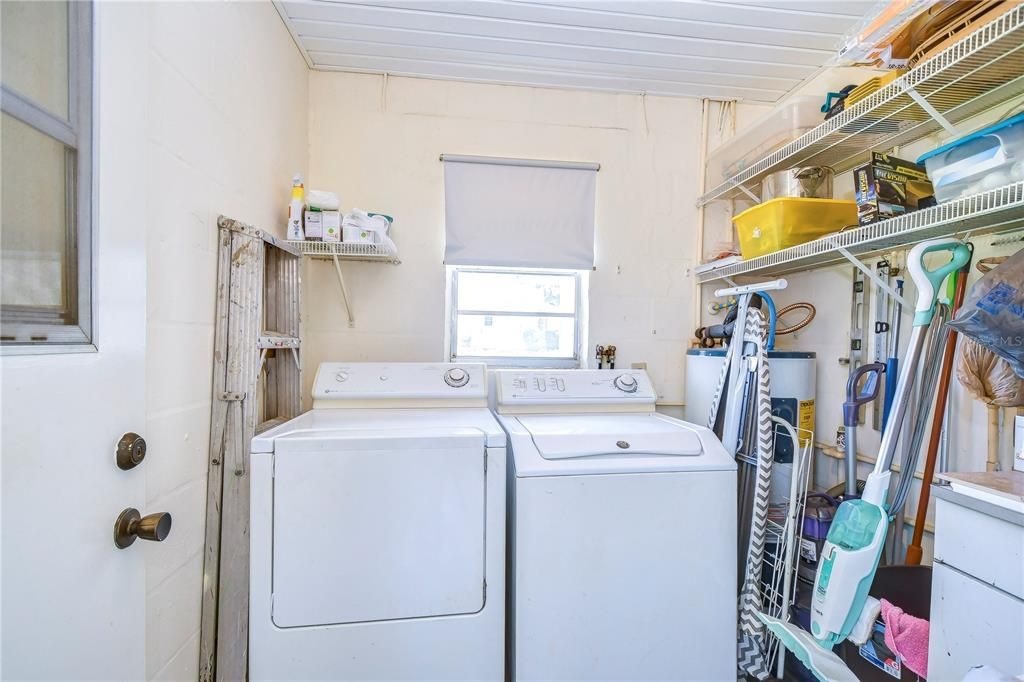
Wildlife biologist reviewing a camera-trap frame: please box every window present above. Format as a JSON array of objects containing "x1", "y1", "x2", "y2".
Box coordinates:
[
  {"x1": 449, "y1": 267, "x2": 583, "y2": 367},
  {"x1": 1, "y1": 1, "x2": 93, "y2": 348}
]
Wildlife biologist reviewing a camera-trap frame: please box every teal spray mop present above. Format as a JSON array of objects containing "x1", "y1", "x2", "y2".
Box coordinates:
[{"x1": 759, "y1": 238, "x2": 971, "y2": 682}]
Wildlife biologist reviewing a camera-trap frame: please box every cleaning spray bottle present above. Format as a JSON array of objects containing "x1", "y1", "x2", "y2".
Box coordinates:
[{"x1": 286, "y1": 175, "x2": 305, "y2": 240}]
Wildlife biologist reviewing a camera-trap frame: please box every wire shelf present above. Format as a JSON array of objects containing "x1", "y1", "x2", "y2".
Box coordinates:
[
  {"x1": 286, "y1": 240, "x2": 401, "y2": 264},
  {"x1": 760, "y1": 421, "x2": 815, "y2": 679},
  {"x1": 699, "y1": 4, "x2": 1024, "y2": 205},
  {"x1": 697, "y1": 181, "x2": 1024, "y2": 284}
]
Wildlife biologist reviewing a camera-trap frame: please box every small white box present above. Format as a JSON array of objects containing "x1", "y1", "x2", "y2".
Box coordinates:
[
  {"x1": 303, "y1": 210, "x2": 323, "y2": 240},
  {"x1": 322, "y1": 211, "x2": 341, "y2": 243}
]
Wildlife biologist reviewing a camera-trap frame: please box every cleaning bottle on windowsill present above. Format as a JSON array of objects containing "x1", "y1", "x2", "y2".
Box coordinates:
[{"x1": 286, "y1": 174, "x2": 305, "y2": 240}]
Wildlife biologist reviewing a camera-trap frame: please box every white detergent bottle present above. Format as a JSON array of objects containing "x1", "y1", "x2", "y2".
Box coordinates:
[{"x1": 286, "y1": 175, "x2": 305, "y2": 240}]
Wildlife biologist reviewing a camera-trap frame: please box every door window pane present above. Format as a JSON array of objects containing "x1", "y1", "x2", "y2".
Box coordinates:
[
  {"x1": 1, "y1": 1, "x2": 70, "y2": 119},
  {"x1": 1, "y1": 112, "x2": 73, "y2": 317}
]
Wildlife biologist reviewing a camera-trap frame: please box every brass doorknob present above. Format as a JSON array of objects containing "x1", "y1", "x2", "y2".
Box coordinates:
[
  {"x1": 116, "y1": 433, "x2": 147, "y2": 470},
  {"x1": 114, "y1": 508, "x2": 171, "y2": 549}
]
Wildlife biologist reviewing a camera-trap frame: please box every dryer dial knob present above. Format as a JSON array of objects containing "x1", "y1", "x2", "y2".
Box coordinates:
[
  {"x1": 613, "y1": 374, "x2": 638, "y2": 393},
  {"x1": 444, "y1": 368, "x2": 470, "y2": 387},
  {"x1": 335, "y1": 372, "x2": 349, "y2": 383}
]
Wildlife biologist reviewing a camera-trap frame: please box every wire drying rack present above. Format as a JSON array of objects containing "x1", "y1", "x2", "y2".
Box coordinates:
[{"x1": 760, "y1": 418, "x2": 815, "y2": 679}]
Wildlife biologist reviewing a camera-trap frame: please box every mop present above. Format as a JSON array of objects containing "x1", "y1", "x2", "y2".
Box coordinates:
[
  {"x1": 706, "y1": 280, "x2": 783, "y2": 680},
  {"x1": 758, "y1": 238, "x2": 971, "y2": 682}
]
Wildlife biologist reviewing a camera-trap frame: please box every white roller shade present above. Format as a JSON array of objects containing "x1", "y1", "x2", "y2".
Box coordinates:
[{"x1": 443, "y1": 155, "x2": 597, "y2": 269}]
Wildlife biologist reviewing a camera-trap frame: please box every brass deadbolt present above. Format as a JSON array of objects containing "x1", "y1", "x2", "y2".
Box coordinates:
[
  {"x1": 114, "y1": 508, "x2": 172, "y2": 549},
  {"x1": 116, "y1": 433, "x2": 147, "y2": 470}
]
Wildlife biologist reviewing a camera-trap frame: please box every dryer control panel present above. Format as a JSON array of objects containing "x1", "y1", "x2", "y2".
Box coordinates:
[
  {"x1": 313, "y1": 362, "x2": 487, "y2": 404},
  {"x1": 495, "y1": 369, "x2": 656, "y2": 410}
]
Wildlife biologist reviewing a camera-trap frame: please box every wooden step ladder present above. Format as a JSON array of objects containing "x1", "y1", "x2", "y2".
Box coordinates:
[{"x1": 200, "y1": 215, "x2": 302, "y2": 682}]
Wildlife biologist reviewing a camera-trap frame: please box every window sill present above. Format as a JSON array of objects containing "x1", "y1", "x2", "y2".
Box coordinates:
[{"x1": 1, "y1": 343, "x2": 97, "y2": 356}]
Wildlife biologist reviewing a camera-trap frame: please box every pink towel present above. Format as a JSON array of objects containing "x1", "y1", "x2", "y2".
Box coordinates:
[{"x1": 880, "y1": 597, "x2": 930, "y2": 678}]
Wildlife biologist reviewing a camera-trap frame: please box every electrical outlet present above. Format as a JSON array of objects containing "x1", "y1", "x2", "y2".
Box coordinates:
[{"x1": 631, "y1": 362, "x2": 647, "y2": 370}]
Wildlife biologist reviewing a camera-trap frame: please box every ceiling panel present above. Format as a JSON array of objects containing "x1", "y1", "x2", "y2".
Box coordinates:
[{"x1": 277, "y1": 0, "x2": 871, "y2": 103}]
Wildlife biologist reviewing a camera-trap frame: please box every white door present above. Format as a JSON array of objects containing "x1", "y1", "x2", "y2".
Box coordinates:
[{"x1": 1, "y1": 3, "x2": 151, "y2": 679}]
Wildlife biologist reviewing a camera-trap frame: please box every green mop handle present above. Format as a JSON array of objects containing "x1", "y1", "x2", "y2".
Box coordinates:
[
  {"x1": 910, "y1": 240, "x2": 973, "y2": 326},
  {"x1": 872, "y1": 239, "x2": 971, "y2": 482}
]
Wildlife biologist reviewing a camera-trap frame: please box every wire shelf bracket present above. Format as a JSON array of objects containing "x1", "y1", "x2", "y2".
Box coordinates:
[{"x1": 286, "y1": 240, "x2": 401, "y2": 328}]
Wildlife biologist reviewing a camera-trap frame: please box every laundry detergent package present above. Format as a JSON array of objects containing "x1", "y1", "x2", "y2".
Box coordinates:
[
  {"x1": 949, "y1": 248, "x2": 1024, "y2": 379},
  {"x1": 322, "y1": 210, "x2": 341, "y2": 243},
  {"x1": 303, "y1": 209, "x2": 323, "y2": 240},
  {"x1": 854, "y1": 152, "x2": 934, "y2": 225}
]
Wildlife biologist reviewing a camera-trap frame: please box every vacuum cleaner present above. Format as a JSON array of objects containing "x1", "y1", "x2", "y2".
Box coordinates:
[
  {"x1": 758, "y1": 238, "x2": 971, "y2": 682},
  {"x1": 841, "y1": 362, "x2": 884, "y2": 499}
]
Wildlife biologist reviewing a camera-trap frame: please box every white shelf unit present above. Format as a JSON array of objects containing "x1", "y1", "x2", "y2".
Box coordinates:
[
  {"x1": 697, "y1": 182, "x2": 1024, "y2": 284},
  {"x1": 286, "y1": 240, "x2": 401, "y2": 264},
  {"x1": 287, "y1": 239, "x2": 400, "y2": 328},
  {"x1": 699, "y1": 4, "x2": 1024, "y2": 205}
]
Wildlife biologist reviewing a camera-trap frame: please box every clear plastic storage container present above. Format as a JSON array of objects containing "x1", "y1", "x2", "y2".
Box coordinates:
[
  {"x1": 733, "y1": 198, "x2": 858, "y2": 259},
  {"x1": 705, "y1": 96, "x2": 824, "y2": 186},
  {"x1": 917, "y1": 113, "x2": 1024, "y2": 204}
]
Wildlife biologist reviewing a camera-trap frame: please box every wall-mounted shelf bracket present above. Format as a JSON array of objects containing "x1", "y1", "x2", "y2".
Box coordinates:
[
  {"x1": 285, "y1": 240, "x2": 401, "y2": 330},
  {"x1": 736, "y1": 184, "x2": 760, "y2": 203},
  {"x1": 331, "y1": 254, "x2": 356, "y2": 328},
  {"x1": 905, "y1": 88, "x2": 963, "y2": 138},
  {"x1": 827, "y1": 237, "x2": 910, "y2": 308}
]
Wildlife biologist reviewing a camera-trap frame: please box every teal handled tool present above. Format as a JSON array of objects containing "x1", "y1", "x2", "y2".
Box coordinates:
[{"x1": 758, "y1": 237, "x2": 972, "y2": 682}]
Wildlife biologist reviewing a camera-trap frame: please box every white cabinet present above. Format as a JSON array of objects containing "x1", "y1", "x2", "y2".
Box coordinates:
[{"x1": 929, "y1": 476, "x2": 1024, "y2": 680}]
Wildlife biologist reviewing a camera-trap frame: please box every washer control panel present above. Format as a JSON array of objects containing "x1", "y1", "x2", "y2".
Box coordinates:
[
  {"x1": 313, "y1": 362, "x2": 486, "y2": 401},
  {"x1": 496, "y1": 369, "x2": 656, "y2": 407}
]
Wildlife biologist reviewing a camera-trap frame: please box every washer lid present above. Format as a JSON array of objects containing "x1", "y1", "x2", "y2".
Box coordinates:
[
  {"x1": 251, "y1": 407, "x2": 506, "y2": 452},
  {"x1": 518, "y1": 414, "x2": 703, "y2": 459}
]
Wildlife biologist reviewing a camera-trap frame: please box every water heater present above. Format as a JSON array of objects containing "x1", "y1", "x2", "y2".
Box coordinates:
[{"x1": 684, "y1": 348, "x2": 816, "y2": 463}]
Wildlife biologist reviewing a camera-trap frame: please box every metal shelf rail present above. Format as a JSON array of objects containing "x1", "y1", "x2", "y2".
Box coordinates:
[
  {"x1": 699, "y1": 4, "x2": 1024, "y2": 205},
  {"x1": 286, "y1": 239, "x2": 401, "y2": 328},
  {"x1": 696, "y1": 181, "x2": 1024, "y2": 284}
]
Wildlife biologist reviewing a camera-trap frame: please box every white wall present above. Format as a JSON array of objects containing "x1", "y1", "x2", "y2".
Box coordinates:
[
  {"x1": 305, "y1": 72, "x2": 707, "y2": 413},
  {"x1": 138, "y1": 3, "x2": 307, "y2": 679}
]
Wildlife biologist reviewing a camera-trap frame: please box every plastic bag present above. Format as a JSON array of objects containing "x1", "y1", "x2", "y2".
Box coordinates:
[
  {"x1": 956, "y1": 337, "x2": 1024, "y2": 407},
  {"x1": 948, "y1": 247, "x2": 1024, "y2": 379}
]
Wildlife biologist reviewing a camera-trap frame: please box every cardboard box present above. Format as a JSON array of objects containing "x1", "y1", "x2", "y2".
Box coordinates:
[
  {"x1": 321, "y1": 210, "x2": 341, "y2": 243},
  {"x1": 854, "y1": 152, "x2": 934, "y2": 225},
  {"x1": 303, "y1": 210, "x2": 323, "y2": 240}
]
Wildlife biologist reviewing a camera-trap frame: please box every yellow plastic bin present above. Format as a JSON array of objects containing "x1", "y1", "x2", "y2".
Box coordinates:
[{"x1": 733, "y1": 198, "x2": 858, "y2": 259}]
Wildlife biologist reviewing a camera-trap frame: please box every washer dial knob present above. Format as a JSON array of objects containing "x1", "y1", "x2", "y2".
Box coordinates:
[
  {"x1": 444, "y1": 367, "x2": 470, "y2": 388},
  {"x1": 335, "y1": 372, "x2": 349, "y2": 383},
  {"x1": 613, "y1": 374, "x2": 638, "y2": 393}
]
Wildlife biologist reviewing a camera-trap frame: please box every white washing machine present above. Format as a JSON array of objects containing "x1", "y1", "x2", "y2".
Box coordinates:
[
  {"x1": 250, "y1": 362, "x2": 505, "y2": 681},
  {"x1": 496, "y1": 369, "x2": 738, "y2": 681}
]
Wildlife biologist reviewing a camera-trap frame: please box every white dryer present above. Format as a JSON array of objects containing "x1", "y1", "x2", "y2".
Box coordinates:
[
  {"x1": 250, "y1": 362, "x2": 505, "y2": 681},
  {"x1": 496, "y1": 369, "x2": 738, "y2": 681}
]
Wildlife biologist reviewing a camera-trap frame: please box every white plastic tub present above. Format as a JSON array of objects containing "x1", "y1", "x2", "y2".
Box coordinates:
[
  {"x1": 918, "y1": 113, "x2": 1024, "y2": 203},
  {"x1": 706, "y1": 96, "x2": 824, "y2": 186}
]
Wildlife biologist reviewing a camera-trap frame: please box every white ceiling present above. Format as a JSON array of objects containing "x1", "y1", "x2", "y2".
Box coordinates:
[{"x1": 275, "y1": 0, "x2": 874, "y2": 103}]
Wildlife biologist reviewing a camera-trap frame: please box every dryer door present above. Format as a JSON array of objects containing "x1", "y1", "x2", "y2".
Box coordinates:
[{"x1": 271, "y1": 429, "x2": 487, "y2": 627}]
